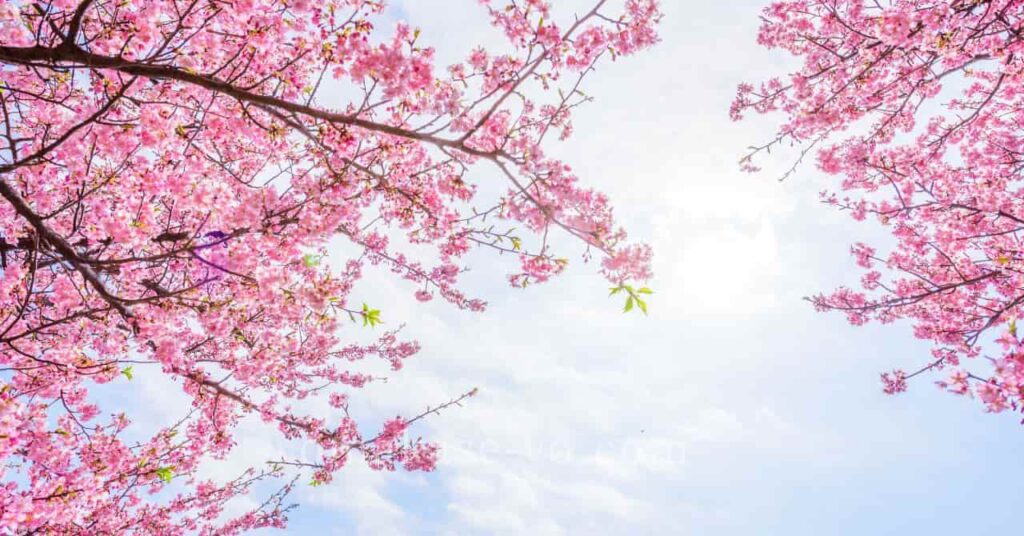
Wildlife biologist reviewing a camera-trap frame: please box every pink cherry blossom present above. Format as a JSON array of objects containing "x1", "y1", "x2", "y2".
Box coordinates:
[
  {"x1": 736, "y1": 0, "x2": 1024, "y2": 419},
  {"x1": 0, "y1": 0, "x2": 660, "y2": 532}
]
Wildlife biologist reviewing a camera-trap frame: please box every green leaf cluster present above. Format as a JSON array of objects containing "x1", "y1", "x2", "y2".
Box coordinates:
[
  {"x1": 155, "y1": 467, "x2": 174, "y2": 484},
  {"x1": 361, "y1": 303, "x2": 382, "y2": 327},
  {"x1": 609, "y1": 284, "x2": 653, "y2": 315}
]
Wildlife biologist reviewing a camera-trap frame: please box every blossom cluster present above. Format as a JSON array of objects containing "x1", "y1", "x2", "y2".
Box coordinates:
[
  {"x1": 0, "y1": 0, "x2": 659, "y2": 532},
  {"x1": 736, "y1": 0, "x2": 1024, "y2": 416}
]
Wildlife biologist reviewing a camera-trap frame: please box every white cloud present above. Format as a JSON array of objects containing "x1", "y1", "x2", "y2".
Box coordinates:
[{"x1": 302, "y1": 462, "x2": 410, "y2": 536}]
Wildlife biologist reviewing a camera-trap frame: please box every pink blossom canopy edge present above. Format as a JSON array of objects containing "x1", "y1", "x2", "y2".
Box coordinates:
[
  {"x1": 0, "y1": 0, "x2": 661, "y2": 532},
  {"x1": 734, "y1": 0, "x2": 1024, "y2": 416}
]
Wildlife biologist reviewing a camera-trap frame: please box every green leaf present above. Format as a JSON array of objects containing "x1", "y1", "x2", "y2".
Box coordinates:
[
  {"x1": 1011, "y1": 318, "x2": 1018, "y2": 338},
  {"x1": 121, "y1": 366, "x2": 134, "y2": 381},
  {"x1": 609, "y1": 286, "x2": 623, "y2": 296},
  {"x1": 637, "y1": 298, "x2": 648, "y2": 315},
  {"x1": 510, "y1": 237, "x2": 522, "y2": 251},
  {"x1": 302, "y1": 254, "x2": 319, "y2": 268},
  {"x1": 361, "y1": 303, "x2": 382, "y2": 328},
  {"x1": 309, "y1": 479, "x2": 323, "y2": 487},
  {"x1": 624, "y1": 296, "x2": 634, "y2": 313},
  {"x1": 155, "y1": 467, "x2": 174, "y2": 484},
  {"x1": 637, "y1": 287, "x2": 653, "y2": 295}
]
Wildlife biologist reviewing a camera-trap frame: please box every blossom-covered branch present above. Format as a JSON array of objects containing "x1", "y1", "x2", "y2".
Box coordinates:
[
  {"x1": 736, "y1": 0, "x2": 1024, "y2": 416},
  {"x1": 0, "y1": 0, "x2": 660, "y2": 532}
]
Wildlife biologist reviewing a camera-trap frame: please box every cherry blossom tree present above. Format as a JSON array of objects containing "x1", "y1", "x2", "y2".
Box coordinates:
[
  {"x1": 734, "y1": 0, "x2": 1024, "y2": 417},
  {"x1": 0, "y1": 0, "x2": 659, "y2": 532}
]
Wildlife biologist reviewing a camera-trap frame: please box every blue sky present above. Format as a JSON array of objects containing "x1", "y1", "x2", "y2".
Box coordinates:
[{"x1": 127, "y1": 1, "x2": 1024, "y2": 534}]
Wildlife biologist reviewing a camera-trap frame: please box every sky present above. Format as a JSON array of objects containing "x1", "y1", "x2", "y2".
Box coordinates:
[{"x1": 126, "y1": 1, "x2": 1024, "y2": 534}]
